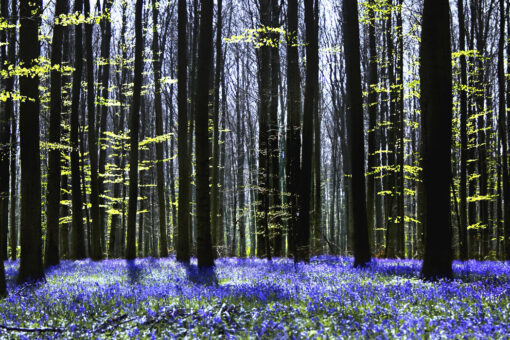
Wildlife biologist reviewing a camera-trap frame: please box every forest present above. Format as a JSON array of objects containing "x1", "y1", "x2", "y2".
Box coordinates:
[{"x1": 0, "y1": 0, "x2": 508, "y2": 338}]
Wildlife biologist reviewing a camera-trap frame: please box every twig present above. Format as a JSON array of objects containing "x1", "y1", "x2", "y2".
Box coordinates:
[{"x1": 0, "y1": 324, "x2": 64, "y2": 333}]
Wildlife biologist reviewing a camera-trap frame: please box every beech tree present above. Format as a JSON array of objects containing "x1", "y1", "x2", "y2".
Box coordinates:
[
  {"x1": 195, "y1": 0, "x2": 215, "y2": 269},
  {"x1": 420, "y1": 0, "x2": 453, "y2": 279},
  {"x1": 342, "y1": 0, "x2": 371, "y2": 267},
  {"x1": 17, "y1": 0, "x2": 45, "y2": 283}
]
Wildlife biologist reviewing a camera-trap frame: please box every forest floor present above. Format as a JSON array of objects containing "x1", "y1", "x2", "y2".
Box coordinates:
[{"x1": 0, "y1": 256, "x2": 508, "y2": 339}]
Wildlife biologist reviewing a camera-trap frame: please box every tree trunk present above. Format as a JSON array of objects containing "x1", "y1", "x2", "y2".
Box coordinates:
[
  {"x1": 70, "y1": 0, "x2": 86, "y2": 260},
  {"x1": 285, "y1": 0, "x2": 301, "y2": 259},
  {"x1": 498, "y1": 0, "x2": 510, "y2": 260},
  {"x1": 342, "y1": 0, "x2": 371, "y2": 268},
  {"x1": 8, "y1": 0, "x2": 17, "y2": 261},
  {"x1": 97, "y1": 0, "x2": 114, "y2": 253},
  {"x1": 18, "y1": 0, "x2": 45, "y2": 283},
  {"x1": 84, "y1": 0, "x2": 102, "y2": 261},
  {"x1": 396, "y1": 0, "x2": 405, "y2": 258},
  {"x1": 295, "y1": 0, "x2": 318, "y2": 263},
  {"x1": 195, "y1": 0, "x2": 215, "y2": 269},
  {"x1": 256, "y1": 0, "x2": 271, "y2": 260},
  {"x1": 0, "y1": 0, "x2": 9, "y2": 261},
  {"x1": 210, "y1": 0, "x2": 223, "y2": 258},
  {"x1": 269, "y1": 0, "x2": 283, "y2": 258},
  {"x1": 153, "y1": 0, "x2": 169, "y2": 258},
  {"x1": 44, "y1": 0, "x2": 67, "y2": 267},
  {"x1": 420, "y1": 0, "x2": 453, "y2": 279},
  {"x1": 125, "y1": 0, "x2": 144, "y2": 260},
  {"x1": 177, "y1": 0, "x2": 190, "y2": 264},
  {"x1": 236, "y1": 61, "x2": 246, "y2": 257},
  {"x1": 366, "y1": 0, "x2": 378, "y2": 255},
  {"x1": 457, "y1": 0, "x2": 469, "y2": 261}
]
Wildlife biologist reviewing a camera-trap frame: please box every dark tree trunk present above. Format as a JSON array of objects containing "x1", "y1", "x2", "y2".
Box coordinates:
[
  {"x1": 256, "y1": 0, "x2": 271, "y2": 260},
  {"x1": 311, "y1": 0, "x2": 321, "y2": 256},
  {"x1": 125, "y1": 0, "x2": 144, "y2": 260},
  {"x1": 153, "y1": 0, "x2": 169, "y2": 258},
  {"x1": 269, "y1": 0, "x2": 282, "y2": 257},
  {"x1": 210, "y1": 0, "x2": 223, "y2": 257},
  {"x1": 342, "y1": 0, "x2": 371, "y2": 268},
  {"x1": 97, "y1": 0, "x2": 114, "y2": 253},
  {"x1": 70, "y1": 0, "x2": 86, "y2": 260},
  {"x1": 236, "y1": 59, "x2": 246, "y2": 257},
  {"x1": 384, "y1": 0, "x2": 398, "y2": 259},
  {"x1": 84, "y1": 0, "x2": 102, "y2": 261},
  {"x1": 420, "y1": 0, "x2": 453, "y2": 280},
  {"x1": 177, "y1": 0, "x2": 190, "y2": 264},
  {"x1": 366, "y1": 0, "x2": 378, "y2": 254},
  {"x1": 195, "y1": 0, "x2": 215, "y2": 269},
  {"x1": 498, "y1": 0, "x2": 510, "y2": 260},
  {"x1": 18, "y1": 0, "x2": 45, "y2": 283},
  {"x1": 457, "y1": 0, "x2": 469, "y2": 261},
  {"x1": 396, "y1": 0, "x2": 405, "y2": 258},
  {"x1": 285, "y1": 0, "x2": 301, "y2": 259},
  {"x1": 295, "y1": 0, "x2": 318, "y2": 263},
  {"x1": 8, "y1": 0, "x2": 17, "y2": 261},
  {"x1": 0, "y1": 0, "x2": 9, "y2": 261},
  {"x1": 44, "y1": 0, "x2": 67, "y2": 267}
]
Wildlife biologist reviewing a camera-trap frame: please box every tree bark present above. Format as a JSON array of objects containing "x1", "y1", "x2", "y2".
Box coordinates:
[
  {"x1": 70, "y1": 0, "x2": 86, "y2": 260},
  {"x1": 269, "y1": 0, "x2": 283, "y2": 257},
  {"x1": 457, "y1": 0, "x2": 469, "y2": 261},
  {"x1": 84, "y1": 0, "x2": 103, "y2": 261},
  {"x1": 44, "y1": 0, "x2": 67, "y2": 267},
  {"x1": 8, "y1": 0, "x2": 17, "y2": 261},
  {"x1": 0, "y1": 0, "x2": 9, "y2": 261},
  {"x1": 97, "y1": 0, "x2": 114, "y2": 254},
  {"x1": 342, "y1": 0, "x2": 371, "y2": 268},
  {"x1": 153, "y1": 0, "x2": 169, "y2": 258},
  {"x1": 176, "y1": 0, "x2": 190, "y2": 264},
  {"x1": 18, "y1": 0, "x2": 45, "y2": 283},
  {"x1": 498, "y1": 0, "x2": 510, "y2": 260},
  {"x1": 195, "y1": 0, "x2": 215, "y2": 269},
  {"x1": 256, "y1": 0, "x2": 271, "y2": 260},
  {"x1": 420, "y1": 0, "x2": 453, "y2": 279},
  {"x1": 125, "y1": 0, "x2": 144, "y2": 260},
  {"x1": 285, "y1": 0, "x2": 301, "y2": 259},
  {"x1": 366, "y1": 0, "x2": 378, "y2": 255},
  {"x1": 210, "y1": 0, "x2": 223, "y2": 257}
]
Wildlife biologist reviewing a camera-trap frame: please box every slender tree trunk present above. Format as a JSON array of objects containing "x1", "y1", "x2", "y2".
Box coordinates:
[
  {"x1": 342, "y1": 0, "x2": 371, "y2": 268},
  {"x1": 311, "y1": 0, "x2": 321, "y2": 256},
  {"x1": 366, "y1": 0, "x2": 378, "y2": 254},
  {"x1": 285, "y1": 0, "x2": 301, "y2": 259},
  {"x1": 269, "y1": 0, "x2": 283, "y2": 257},
  {"x1": 84, "y1": 0, "x2": 102, "y2": 261},
  {"x1": 295, "y1": 0, "x2": 318, "y2": 263},
  {"x1": 498, "y1": 0, "x2": 510, "y2": 260},
  {"x1": 177, "y1": 0, "x2": 190, "y2": 264},
  {"x1": 256, "y1": 0, "x2": 271, "y2": 260},
  {"x1": 195, "y1": 0, "x2": 215, "y2": 269},
  {"x1": 210, "y1": 0, "x2": 223, "y2": 257},
  {"x1": 152, "y1": 0, "x2": 169, "y2": 258},
  {"x1": 97, "y1": 0, "x2": 114, "y2": 253},
  {"x1": 70, "y1": 0, "x2": 86, "y2": 260},
  {"x1": 0, "y1": 0, "x2": 9, "y2": 262},
  {"x1": 236, "y1": 64, "x2": 246, "y2": 257},
  {"x1": 18, "y1": 0, "x2": 45, "y2": 283},
  {"x1": 396, "y1": 0, "x2": 405, "y2": 258},
  {"x1": 125, "y1": 0, "x2": 144, "y2": 260},
  {"x1": 44, "y1": 0, "x2": 67, "y2": 267},
  {"x1": 420, "y1": 0, "x2": 453, "y2": 279},
  {"x1": 457, "y1": 0, "x2": 469, "y2": 261},
  {"x1": 8, "y1": 0, "x2": 17, "y2": 261}
]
